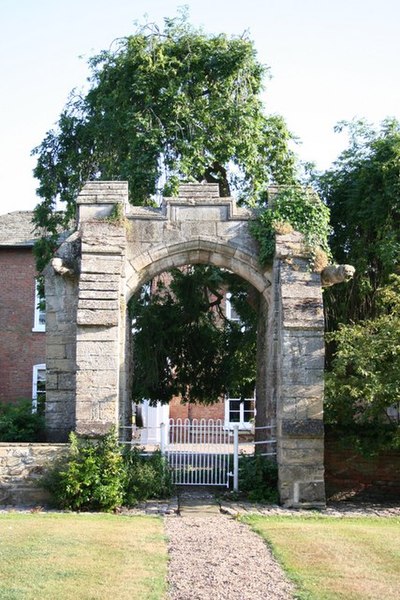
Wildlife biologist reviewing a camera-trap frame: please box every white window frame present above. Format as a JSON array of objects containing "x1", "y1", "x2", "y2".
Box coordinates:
[
  {"x1": 32, "y1": 280, "x2": 46, "y2": 332},
  {"x1": 32, "y1": 363, "x2": 46, "y2": 413},
  {"x1": 224, "y1": 396, "x2": 255, "y2": 431},
  {"x1": 225, "y1": 292, "x2": 240, "y2": 322}
]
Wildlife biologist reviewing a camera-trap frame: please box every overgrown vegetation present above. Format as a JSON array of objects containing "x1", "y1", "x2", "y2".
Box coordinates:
[
  {"x1": 238, "y1": 454, "x2": 278, "y2": 503},
  {"x1": 249, "y1": 186, "x2": 331, "y2": 267},
  {"x1": 43, "y1": 431, "x2": 173, "y2": 511},
  {"x1": 0, "y1": 399, "x2": 45, "y2": 442}
]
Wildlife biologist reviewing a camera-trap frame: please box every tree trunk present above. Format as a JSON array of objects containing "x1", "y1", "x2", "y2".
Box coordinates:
[{"x1": 255, "y1": 293, "x2": 273, "y2": 454}]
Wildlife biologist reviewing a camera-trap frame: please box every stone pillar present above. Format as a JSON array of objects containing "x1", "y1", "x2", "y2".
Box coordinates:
[
  {"x1": 45, "y1": 259, "x2": 78, "y2": 441},
  {"x1": 75, "y1": 182, "x2": 128, "y2": 437},
  {"x1": 273, "y1": 232, "x2": 326, "y2": 507}
]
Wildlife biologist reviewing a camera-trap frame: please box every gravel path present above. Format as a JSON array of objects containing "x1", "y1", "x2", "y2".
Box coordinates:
[{"x1": 165, "y1": 513, "x2": 294, "y2": 600}]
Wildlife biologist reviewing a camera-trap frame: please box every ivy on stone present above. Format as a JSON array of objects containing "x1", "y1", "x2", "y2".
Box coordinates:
[{"x1": 249, "y1": 186, "x2": 331, "y2": 266}]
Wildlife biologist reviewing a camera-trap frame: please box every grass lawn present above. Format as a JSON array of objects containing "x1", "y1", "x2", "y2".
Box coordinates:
[
  {"x1": 0, "y1": 513, "x2": 167, "y2": 600},
  {"x1": 244, "y1": 515, "x2": 400, "y2": 600}
]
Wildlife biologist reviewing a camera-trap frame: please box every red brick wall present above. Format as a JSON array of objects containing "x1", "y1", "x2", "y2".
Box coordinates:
[
  {"x1": 324, "y1": 432, "x2": 400, "y2": 501},
  {"x1": 169, "y1": 396, "x2": 225, "y2": 421},
  {"x1": 0, "y1": 248, "x2": 46, "y2": 403}
]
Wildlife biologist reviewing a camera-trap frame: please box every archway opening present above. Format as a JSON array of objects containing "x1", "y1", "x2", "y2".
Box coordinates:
[{"x1": 123, "y1": 259, "x2": 274, "y2": 459}]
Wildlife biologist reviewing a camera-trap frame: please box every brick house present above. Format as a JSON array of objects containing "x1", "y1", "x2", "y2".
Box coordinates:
[{"x1": 0, "y1": 211, "x2": 46, "y2": 408}]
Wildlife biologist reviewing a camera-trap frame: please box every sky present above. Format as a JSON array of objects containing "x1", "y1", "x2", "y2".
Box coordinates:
[{"x1": 1, "y1": 0, "x2": 399, "y2": 215}]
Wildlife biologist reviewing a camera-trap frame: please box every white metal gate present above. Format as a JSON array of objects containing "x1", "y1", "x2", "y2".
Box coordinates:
[{"x1": 163, "y1": 418, "x2": 232, "y2": 487}]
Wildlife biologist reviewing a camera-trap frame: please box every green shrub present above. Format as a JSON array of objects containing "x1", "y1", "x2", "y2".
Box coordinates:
[
  {"x1": 44, "y1": 430, "x2": 125, "y2": 512},
  {"x1": 238, "y1": 454, "x2": 279, "y2": 503},
  {"x1": 123, "y1": 447, "x2": 173, "y2": 506},
  {"x1": 0, "y1": 399, "x2": 45, "y2": 442},
  {"x1": 43, "y1": 432, "x2": 174, "y2": 511}
]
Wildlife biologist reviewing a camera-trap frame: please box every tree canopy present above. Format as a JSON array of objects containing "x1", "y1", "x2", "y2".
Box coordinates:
[
  {"x1": 317, "y1": 118, "x2": 400, "y2": 329},
  {"x1": 130, "y1": 266, "x2": 257, "y2": 406},
  {"x1": 325, "y1": 275, "x2": 400, "y2": 432},
  {"x1": 318, "y1": 119, "x2": 400, "y2": 441},
  {"x1": 32, "y1": 12, "x2": 296, "y2": 273}
]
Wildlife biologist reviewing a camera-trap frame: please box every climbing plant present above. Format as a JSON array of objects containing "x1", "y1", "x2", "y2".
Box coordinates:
[{"x1": 249, "y1": 186, "x2": 331, "y2": 267}]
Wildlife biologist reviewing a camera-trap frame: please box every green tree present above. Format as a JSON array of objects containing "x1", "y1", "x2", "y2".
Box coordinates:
[
  {"x1": 317, "y1": 118, "x2": 400, "y2": 329},
  {"x1": 32, "y1": 11, "x2": 296, "y2": 273},
  {"x1": 325, "y1": 276, "x2": 400, "y2": 448},
  {"x1": 130, "y1": 266, "x2": 257, "y2": 405}
]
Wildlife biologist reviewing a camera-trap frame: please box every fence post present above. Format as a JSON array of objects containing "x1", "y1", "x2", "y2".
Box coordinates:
[
  {"x1": 160, "y1": 422, "x2": 166, "y2": 456},
  {"x1": 233, "y1": 424, "x2": 239, "y2": 492}
]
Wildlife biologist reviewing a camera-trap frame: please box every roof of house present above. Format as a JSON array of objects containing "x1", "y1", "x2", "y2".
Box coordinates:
[{"x1": 0, "y1": 211, "x2": 39, "y2": 247}]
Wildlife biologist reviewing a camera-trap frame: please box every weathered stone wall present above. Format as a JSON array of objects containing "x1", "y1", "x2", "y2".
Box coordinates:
[
  {"x1": 273, "y1": 233, "x2": 325, "y2": 506},
  {"x1": 0, "y1": 443, "x2": 67, "y2": 505},
  {"x1": 45, "y1": 257, "x2": 78, "y2": 441}
]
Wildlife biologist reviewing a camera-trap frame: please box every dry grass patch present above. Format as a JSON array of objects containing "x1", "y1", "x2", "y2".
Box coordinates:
[
  {"x1": 244, "y1": 515, "x2": 400, "y2": 600},
  {"x1": 0, "y1": 513, "x2": 167, "y2": 600}
]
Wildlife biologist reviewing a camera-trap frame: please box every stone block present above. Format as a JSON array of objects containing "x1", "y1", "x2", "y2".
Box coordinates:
[
  {"x1": 76, "y1": 326, "x2": 119, "y2": 342},
  {"x1": 45, "y1": 358, "x2": 76, "y2": 372},
  {"x1": 78, "y1": 299, "x2": 119, "y2": 311},
  {"x1": 180, "y1": 221, "x2": 218, "y2": 240},
  {"x1": 81, "y1": 256, "x2": 123, "y2": 275},
  {"x1": 80, "y1": 273, "x2": 120, "y2": 284},
  {"x1": 281, "y1": 418, "x2": 324, "y2": 438},
  {"x1": 76, "y1": 352, "x2": 118, "y2": 371},
  {"x1": 281, "y1": 282, "x2": 322, "y2": 299},
  {"x1": 76, "y1": 369, "x2": 118, "y2": 389},
  {"x1": 77, "y1": 309, "x2": 118, "y2": 326},
  {"x1": 298, "y1": 480, "x2": 326, "y2": 504},
  {"x1": 75, "y1": 422, "x2": 116, "y2": 437},
  {"x1": 278, "y1": 464, "x2": 325, "y2": 482},
  {"x1": 174, "y1": 205, "x2": 228, "y2": 222},
  {"x1": 278, "y1": 446, "x2": 323, "y2": 466},
  {"x1": 280, "y1": 269, "x2": 317, "y2": 284},
  {"x1": 58, "y1": 373, "x2": 76, "y2": 391},
  {"x1": 79, "y1": 290, "x2": 118, "y2": 300}
]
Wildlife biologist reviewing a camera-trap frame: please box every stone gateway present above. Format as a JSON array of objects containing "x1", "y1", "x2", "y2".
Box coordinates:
[{"x1": 44, "y1": 181, "x2": 350, "y2": 507}]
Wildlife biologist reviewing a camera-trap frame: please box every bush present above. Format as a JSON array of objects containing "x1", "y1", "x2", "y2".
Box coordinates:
[
  {"x1": 43, "y1": 432, "x2": 173, "y2": 511},
  {"x1": 44, "y1": 431, "x2": 125, "y2": 512},
  {"x1": 0, "y1": 399, "x2": 45, "y2": 442},
  {"x1": 238, "y1": 454, "x2": 278, "y2": 503},
  {"x1": 123, "y1": 447, "x2": 173, "y2": 506}
]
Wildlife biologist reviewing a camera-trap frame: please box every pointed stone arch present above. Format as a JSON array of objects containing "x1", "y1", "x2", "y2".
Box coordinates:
[{"x1": 45, "y1": 181, "x2": 327, "y2": 507}]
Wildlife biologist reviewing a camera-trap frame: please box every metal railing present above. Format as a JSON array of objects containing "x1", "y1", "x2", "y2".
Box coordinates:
[{"x1": 119, "y1": 419, "x2": 276, "y2": 492}]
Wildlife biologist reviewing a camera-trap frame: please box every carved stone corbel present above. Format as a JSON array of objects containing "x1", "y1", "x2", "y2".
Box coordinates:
[{"x1": 321, "y1": 264, "x2": 355, "y2": 287}]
